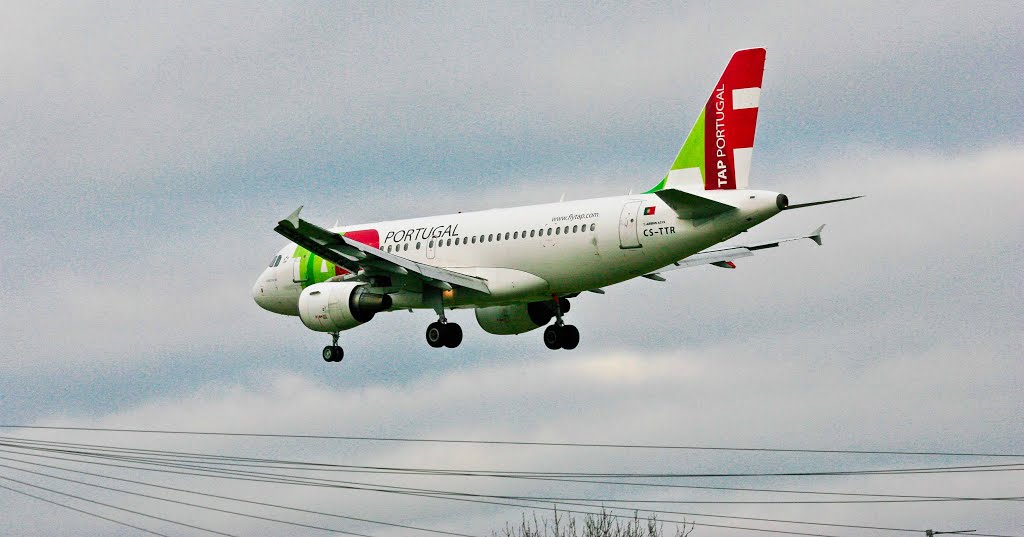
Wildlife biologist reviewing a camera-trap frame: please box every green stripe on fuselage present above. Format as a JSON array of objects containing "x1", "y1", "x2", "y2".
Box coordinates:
[{"x1": 292, "y1": 246, "x2": 337, "y2": 287}]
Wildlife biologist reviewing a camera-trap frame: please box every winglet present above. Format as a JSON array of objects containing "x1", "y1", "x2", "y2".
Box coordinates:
[
  {"x1": 810, "y1": 224, "x2": 825, "y2": 246},
  {"x1": 283, "y1": 206, "x2": 303, "y2": 229}
]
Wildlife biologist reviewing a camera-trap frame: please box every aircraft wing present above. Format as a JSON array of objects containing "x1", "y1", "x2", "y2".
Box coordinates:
[
  {"x1": 273, "y1": 207, "x2": 491, "y2": 294},
  {"x1": 645, "y1": 225, "x2": 826, "y2": 276}
]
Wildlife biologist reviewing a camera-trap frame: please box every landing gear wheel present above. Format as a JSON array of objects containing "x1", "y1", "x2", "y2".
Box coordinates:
[
  {"x1": 559, "y1": 325, "x2": 579, "y2": 350},
  {"x1": 442, "y1": 323, "x2": 463, "y2": 348},
  {"x1": 426, "y1": 322, "x2": 446, "y2": 348},
  {"x1": 322, "y1": 345, "x2": 343, "y2": 362},
  {"x1": 543, "y1": 325, "x2": 562, "y2": 350}
]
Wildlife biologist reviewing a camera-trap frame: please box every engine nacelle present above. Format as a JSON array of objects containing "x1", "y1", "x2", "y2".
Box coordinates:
[
  {"x1": 475, "y1": 302, "x2": 554, "y2": 335},
  {"x1": 298, "y1": 282, "x2": 392, "y2": 333}
]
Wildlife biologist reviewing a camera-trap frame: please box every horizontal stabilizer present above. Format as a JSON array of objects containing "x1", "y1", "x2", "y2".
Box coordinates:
[
  {"x1": 810, "y1": 224, "x2": 825, "y2": 246},
  {"x1": 646, "y1": 225, "x2": 827, "y2": 276},
  {"x1": 655, "y1": 188, "x2": 737, "y2": 219}
]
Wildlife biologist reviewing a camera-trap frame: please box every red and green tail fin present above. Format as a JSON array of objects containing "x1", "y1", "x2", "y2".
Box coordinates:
[{"x1": 648, "y1": 48, "x2": 766, "y2": 193}]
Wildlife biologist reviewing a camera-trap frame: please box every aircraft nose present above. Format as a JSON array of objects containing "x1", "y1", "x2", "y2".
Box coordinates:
[{"x1": 252, "y1": 278, "x2": 269, "y2": 310}]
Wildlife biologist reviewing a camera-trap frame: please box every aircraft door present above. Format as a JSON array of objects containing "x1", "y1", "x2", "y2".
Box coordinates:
[
  {"x1": 292, "y1": 255, "x2": 309, "y2": 284},
  {"x1": 618, "y1": 200, "x2": 642, "y2": 249},
  {"x1": 426, "y1": 239, "x2": 436, "y2": 259}
]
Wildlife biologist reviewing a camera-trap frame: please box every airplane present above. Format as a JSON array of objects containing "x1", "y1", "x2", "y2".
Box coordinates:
[{"x1": 252, "y1": 48, "x2": 859, "y2": 362}]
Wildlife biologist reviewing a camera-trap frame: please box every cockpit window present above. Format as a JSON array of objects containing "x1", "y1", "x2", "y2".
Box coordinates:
[{"x1": 269, "y1": 255, "x2": 282, "y2": 267}]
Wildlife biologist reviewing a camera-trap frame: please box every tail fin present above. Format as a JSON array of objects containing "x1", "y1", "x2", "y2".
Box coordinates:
[{"x1": 648, "y1": 48, "x2": 766, "y2": 193}]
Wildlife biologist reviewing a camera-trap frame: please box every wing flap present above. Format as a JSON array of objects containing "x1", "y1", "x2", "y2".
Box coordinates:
[{"x1": 274, "y1": 208, "x2": 491, "y2": 294}]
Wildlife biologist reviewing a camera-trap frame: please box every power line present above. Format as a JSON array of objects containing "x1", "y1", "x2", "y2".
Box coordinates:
[
  {"x1": 2, "y1": 436, "x2": 1018, "y2": 503},
  {"x1": 3, "y1": 445, "x2": 1019, "y2": 537},
  {"x1": 0, "y1": 463, "x2": 382, "y2": 537},
  {"x1": 0, "y1": 482, "x2": 174, "y2": 537},
  {"x1": 0, "y1": 473, "x2": 239, "y2": 536},
  {"x1": 3, "y1": 436, "x2": 1023, "y2": 480},
  {"x1": 2, "y1": 441, "x2": 1022, "y2": 507},
  {"x1": 0, "y1": 460, "x2": 845, "y2": 537},
  {"x1": 3, "y1": 425, "x2": 1022, "y2": 458},
  {"x1": 0, "y1": 454, "x2": 475, "y2": 537},
  {"x1": 0, "y1": 452, "x2": 918, "y2": 535}
]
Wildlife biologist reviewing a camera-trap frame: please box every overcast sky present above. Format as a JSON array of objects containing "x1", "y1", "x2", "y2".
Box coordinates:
[{"x1": 1, "y1": 2, "x2": 1022, "y2": 536}]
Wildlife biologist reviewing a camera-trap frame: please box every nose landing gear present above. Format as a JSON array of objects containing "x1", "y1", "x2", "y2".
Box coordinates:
[
  {"x1": 543, "y1": 297, "x2": 579, "y2": 350},
  {"x1": 322, "y1": 332, "x2": 344, "y2": 362}
]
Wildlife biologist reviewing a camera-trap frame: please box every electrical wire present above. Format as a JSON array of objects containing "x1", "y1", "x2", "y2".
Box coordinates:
[
  {"x1": 1, "y1": 443, "x2": 1020, "y2": 537},
  {"x1": 0, "y1": 455, "x2": 475, "y2": 537},
  {"x1": 2, "y1": 436, "x2": 1018, "y2": 503},
  {"x1": 0, "y1": 452, "x2": 917, "y2": 535},
  {"x1": 0, "y1": 482, "x2": 174, "y2": 537},
  {"x1": 0, "y1": 464, "x2": 844, "y2": 537},
  {"x1": 0, "y1": 473, "x2": 239, "y2": 536},
  {"x1": 1, "y1": 441, "x2": 1021, "y2": 506},
  {"x1": 3, "y1": 425, "x2": 1022, "y2": 458},
  {"x1": 0, "y1": 463, "x2": 389, "y2": 537},
  {"x1": 3, "y1": 436, "x2": 1023, "y2": 480}
]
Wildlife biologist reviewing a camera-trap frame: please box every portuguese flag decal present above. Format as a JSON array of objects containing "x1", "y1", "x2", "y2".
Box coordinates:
[{"x1": 643, "y1": 206, "x2": 656, "y2": 216}]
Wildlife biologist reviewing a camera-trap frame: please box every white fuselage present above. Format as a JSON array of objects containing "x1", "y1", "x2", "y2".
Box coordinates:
[{"x1": 252, "y1": 190, "x2": 782, "y2": 315}]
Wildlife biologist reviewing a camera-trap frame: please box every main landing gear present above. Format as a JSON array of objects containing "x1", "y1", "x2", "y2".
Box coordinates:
[
  {"x1": 543, "y1": 297, "x2": 579, "y2": 350},
  {"x1": 426, "y1": 310, "x2": 463, "y2": 349},
  {"x1": 322, "y1": 332, "x2": 344, "y2": 362}
]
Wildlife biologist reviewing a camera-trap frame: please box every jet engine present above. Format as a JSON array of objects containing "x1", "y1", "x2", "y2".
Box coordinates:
[
  {"x1": 298, "y1": 282, "x2": 392, "y2": 332},
  {"x1": 475, "y1": 302, "x2": 555, "y2": 335}
]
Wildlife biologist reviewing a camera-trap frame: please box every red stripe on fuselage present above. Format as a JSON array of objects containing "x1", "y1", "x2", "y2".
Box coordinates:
[
  {"x1": 344, "y1": 229, "x2": 380, "y2": 249},
  {"x1": 332, "y1": 229, "x2": 380, "y2": 276}
]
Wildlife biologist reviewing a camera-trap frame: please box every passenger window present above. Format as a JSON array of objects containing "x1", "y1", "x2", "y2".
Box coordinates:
[
  {"x1": 404, "y1": 243, "x2": 409, "y2": 251},
  {"x1": 563, "y1": 226, "x2": 569, "y2": 234},
  {"x1": 455, "y1": 238, "x2": 460, "y2": 245},
  {"x1": 416, "y1": 242, "x2": 421, "y2": 250},
  {"x1": 590, "y1": 223, "x2": 596, "y2": 231},
  {"x1": 555, "y1": 227, "x2": 560, "y2": 235},
  {"x1": 513, "y1": 232, "x2": 518, "y2": 239},
  {"x1": 546, "y1": 228, "x2": 552, "y2": 236},
  {"x1": 488, "y1": 234, "x2": 493, "y2": 242},
  {"x1": 496, "y1": 233, "x2": 502, "y2": 242},
  {"x1": 446, "y1": 238, "x2": 451, "y2": 246},
  {"x1": 572, "y1": 225, "x2": 578, "y2": 233},
  {"x1": 471, "y1": 236, "x2": 476, "y2": 244},
  {"x1": 503, "y1": 232, "x2": 509, "y2": 240},
  {"x1": 429, "y1": 240, "x2": 434, "y2": 248}
]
